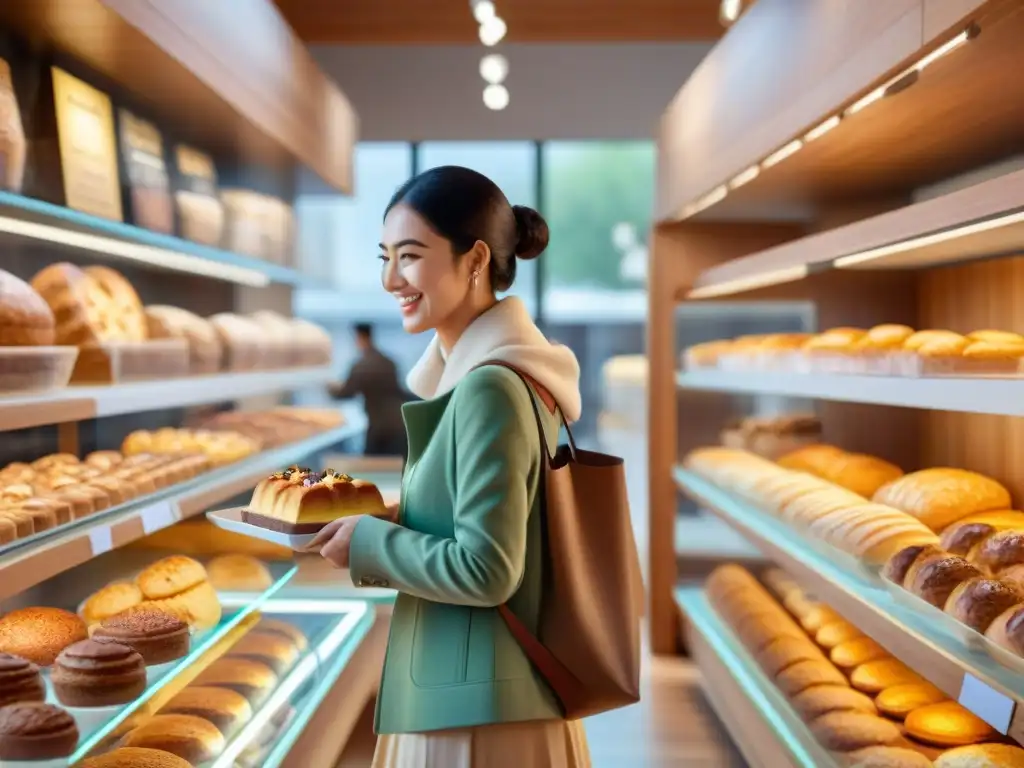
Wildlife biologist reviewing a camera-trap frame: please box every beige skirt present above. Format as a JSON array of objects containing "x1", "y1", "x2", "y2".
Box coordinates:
[{"x1": 371, "y1": 720, "x2": 590, "y2": 768}]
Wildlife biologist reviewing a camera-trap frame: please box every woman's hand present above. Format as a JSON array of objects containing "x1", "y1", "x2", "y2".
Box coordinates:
[{"x1": 302, "y1": 515, "x2": 365, "y2": 568}]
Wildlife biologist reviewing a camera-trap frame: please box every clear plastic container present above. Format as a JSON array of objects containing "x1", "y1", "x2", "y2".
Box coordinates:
[
  {"x1": 71, "y1": 339, "x2": 189, "y2": 383},
  {"x1": 892, "y1": 351, "x2": 1024, "y2": 377},
  {"x1": 0, "y1": 346, "x2": 78, "y2": 394}
]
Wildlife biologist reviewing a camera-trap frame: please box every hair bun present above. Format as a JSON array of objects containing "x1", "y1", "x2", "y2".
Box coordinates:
[{"x1": 512, "y1": 205, "x2": 549, "y2": 260}]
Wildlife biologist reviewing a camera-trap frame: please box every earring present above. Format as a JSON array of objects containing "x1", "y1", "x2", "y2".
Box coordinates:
[{"x1": 471, "y1": 270, "x2": 480, "y2": 287}]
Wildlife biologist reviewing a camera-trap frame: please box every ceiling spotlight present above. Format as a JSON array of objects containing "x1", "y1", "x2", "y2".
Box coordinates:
[
  {"x1": 483, "y1": 83, "x2": 509, "y2": 111},
  {"x1": 479, "y1": 53, "x2": 509, "y2": 84},
  {"x1": 479, "y1": 16, "x2": 507, "y2": 46},
  {"x1": 472, "y1": 0, "x2": 496, "y2": 23}
]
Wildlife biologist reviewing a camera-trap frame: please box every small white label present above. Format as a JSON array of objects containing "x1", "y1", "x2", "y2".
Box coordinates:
[
  {"x1": 959, "y1": 673, "x2": 1015, "y2": 733},
  {"x1": 88, "y1": 527, "x2": 113, "y2": 556},
  {"x1": 140, "y1": 501, "x2": 178, "y2": 535}
]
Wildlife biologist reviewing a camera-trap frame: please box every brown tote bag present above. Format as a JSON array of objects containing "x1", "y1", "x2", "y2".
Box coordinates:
[{"x1": 484, "y1": 362, "x2": 643, "y2": 720}]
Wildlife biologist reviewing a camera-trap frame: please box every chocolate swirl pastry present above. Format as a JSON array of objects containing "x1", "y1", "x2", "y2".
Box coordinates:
[
  {"x1": 0, "y1": 653, "x2": 44, "y2": 707},
  {"x1": 52, "y1": 639, "x2": 147, "y2": 707},
  {"x1": 0, "y1": 702, "x2": 79, "y2": 760}
]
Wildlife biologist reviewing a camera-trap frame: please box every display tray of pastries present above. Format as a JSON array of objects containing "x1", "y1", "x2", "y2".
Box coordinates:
[
  {"x1": 682, "y1": 324, "x2": 1024, "y2": 378},
  {"x1": 208, "y1": 466, "x2": 387, "y2": 549}
]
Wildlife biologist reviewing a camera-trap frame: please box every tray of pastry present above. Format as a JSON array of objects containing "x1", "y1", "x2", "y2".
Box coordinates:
[
  {"x1": 0, "y1": 346, "x2": 79, "y2": 395},
  {"x1": 71, "y1": 339, "x2": 189, "y2": 384}
]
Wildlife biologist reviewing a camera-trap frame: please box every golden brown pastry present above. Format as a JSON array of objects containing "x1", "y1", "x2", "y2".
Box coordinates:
[
  {"x1": 904, "y1": 701, "x2": 995, "y2": 747},
  {"x1": 850, "y1": 659, "x2": 925, "y2": 694},
  {"x1": 873, "y1": 469, "x2": 1012, "y2": 532},
  {"x1": 227, "y1": 631, "x2": 299, "y2": 675},
  {"x1": 161, "y1": 686, "x2": 252, "y2": 735},
  {"x1": 831, "y1": 637, "x2": 889, "y2": 670},
  {"x1": 798, "y1": 605, "x2": 843, "y2": 634},
  {"x1": 255, "y1": 618, "x2": 307, "y2": 652},
  {"x1": 808, "y1": 711, "x2": 902, "y2": 751},
  {"x1": 141, "y1": 580, "x2": 222, "y2": 631},
  {"x1": 191, "y1": 658, "x2": 278, "y2": 704},
  {"x1": 756, "y1": 636, "x2": 822, "y2": 677},
  {"x1": 789, "y1": 685, "x2": 877, "y2": 721},
  {"x1": 874, "y1": 682, "x2": 947, "y2": 720},
  {"x1": 82, "y1": 266, "x2": 146, "y2": 341},
  {"x1": 777, "y1": 444, "x2": 848, "y2": 475},
  {"x1": 30, "y1": 263, "x2": 130, "y2": 346},
  {"x1": 933, "y1": 744, "x2": 1024, "y2": 767},
  {"x1": 804, "y1": 328, "x2": 867, "y2": 352},
  {"x1": 136, "y1": 556, "x2": 208, "y2": 600},
  {"x1": 828, "y1": 454, "x2": 905, "y2": 499},
  {"x1": 855, "y1": 324, "x2": 916, "y2": 351},
  {"x1": 0, "y1": 607, "x2": 88, "y2": 666},
  {"x1": 944, "y1": 577, "x2": 1023, "y2": 632},
  {"x1": 121, "y1": 714, "x2": 225, "y2": 763},
  {"x1": 775, "y1": 659, "x2": 848, "y2": 696},
  {"x1": 0, "y1": 269, "x2": 56, "y2": 346},
  {"x1": 816, "y1": 621, "x2": 862, "y2": 649},
  {"x1": 906, "y1": 553, "x2": 982, "y2": 608},
  {"x1": 969, "y1": 529, "x2": 1024, "y2": 575},
  {"x1": 81, "y1": 582, "x2": 144, "y2": 626},
  {"x1": 78, "y1": 747, "x2": 194, "y2": 768},
  {"x1": 205, "y1": 554, "x2": 273, "y2": 591},
  {"x1": 982, "y1": 603, "x2": 1024, "y2": 654},
  {"x1": 844, "y1": 746, "x2": 934, "y2": 768},
  {"x1": 883, "y1": 544, "x2": 940, "y2": 585}
]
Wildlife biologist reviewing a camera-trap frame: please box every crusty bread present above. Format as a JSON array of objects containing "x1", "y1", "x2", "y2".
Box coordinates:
[
  {"x1": 144, "y1": 305, "x2": 222, "y2": 373},
  {"x1": 0, "y1": 269, "x2": 55, "y2": 346},
  {"x1": 31, "y1": 263, "x2": 144, "y2": 346},
  {"x1": 873, "y1": 469, "x2": 1012, "y2": 532}
]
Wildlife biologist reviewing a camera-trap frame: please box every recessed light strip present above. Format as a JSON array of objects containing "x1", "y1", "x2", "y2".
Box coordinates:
[
  {"x1": 0, "y1": 214, "x2": 270, "y2": 286},
  {"x1": 676, "y1": 25, "x2": 976, "y2": 222},
  {"x1": 688, "y1": 265, "x2": 809, "y2": 299},
  {"x1": 833, "y1": 209, "x2": 1024, "y2": 269}
]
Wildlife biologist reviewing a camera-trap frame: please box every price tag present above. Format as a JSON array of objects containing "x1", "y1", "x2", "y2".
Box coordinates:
[
  {"x1": 88, "y1": 526, "x2": 113, "y2": 557},
  {"x1": 959, "y1": 673, "x2": 1016, "y2": 733},
  {"x1": 140, "y1": 501, "x2": 178, "y2": 535}
]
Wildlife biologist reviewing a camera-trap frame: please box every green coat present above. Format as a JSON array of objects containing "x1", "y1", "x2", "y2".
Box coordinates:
[{"x1": 349, "y1": 365, "x2": 563, "y2": 734}]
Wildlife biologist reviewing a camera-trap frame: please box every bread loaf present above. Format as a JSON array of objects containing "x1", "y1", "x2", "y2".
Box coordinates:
[
  {"x1": 31, "y1": 263, "x2": 144, "y2": 346},
  {"x1": 209, "y1": 313, "x2": 264, "y2": 370},
  {"x1": 872, "y1": 469, "x2": 1012, "y2": 531},
  {"x1": 83, "y1": 267, "x2": 146, "y2": 341},
  {"x1": 144, "y1": 306, "x2": 222, "y2": 373},
  {"x1": 0, "y1": 270, "x2": 55, "y2": 346}
]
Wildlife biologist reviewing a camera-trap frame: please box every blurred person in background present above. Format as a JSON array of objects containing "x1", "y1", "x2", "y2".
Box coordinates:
[{"x1": 329, "y1": 323, "x2": 411, "y2": 458}]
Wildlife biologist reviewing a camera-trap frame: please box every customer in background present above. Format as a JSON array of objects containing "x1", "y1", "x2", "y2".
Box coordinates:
[{"x1": 329, "y1": 323, "x2": 411, "y2": 458}]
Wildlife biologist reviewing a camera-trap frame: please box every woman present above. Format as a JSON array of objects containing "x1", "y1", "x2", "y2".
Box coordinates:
[{"x1": 306, "y1": 166, "x2": 589, "y2": 767}]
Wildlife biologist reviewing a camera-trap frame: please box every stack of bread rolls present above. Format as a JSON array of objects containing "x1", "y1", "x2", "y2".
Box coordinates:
[{"x1": 685, "y1": 447, "x2": 939, "y2": 565}]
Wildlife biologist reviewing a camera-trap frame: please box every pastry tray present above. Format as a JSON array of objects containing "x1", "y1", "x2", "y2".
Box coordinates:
[
  {"x1": 207, "y1": 506, "x2": 320, "y2": 550},
  {"x1": 0, "y1": 345, "x2": 78, "y2": 395}
]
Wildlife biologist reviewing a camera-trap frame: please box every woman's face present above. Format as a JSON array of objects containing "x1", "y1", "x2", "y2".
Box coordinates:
[{"x1": 380, "y1": 204, "x2": 475, "y2": 334}]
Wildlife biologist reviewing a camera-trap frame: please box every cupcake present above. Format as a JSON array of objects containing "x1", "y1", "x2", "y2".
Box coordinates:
[
  {"x1": 92, "y1": 610, "x2": 190, "y2": 665},
  {"x1": 0, "y1": 654, "x2": 44, "y2": 707},
  {"x1": 52, "y1": 640, "x2": 147, "y2": 707},
  {"x1": 0, "y1": 702, "x2": 79, "y2": 760}
]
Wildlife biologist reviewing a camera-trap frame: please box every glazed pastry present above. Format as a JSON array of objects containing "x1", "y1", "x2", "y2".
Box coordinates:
[
  {"x1": 933, "y1": 744, "x2": 1024, "y2": 767},
  {"x1": 121, "y1": 714, "x2": 225, "y2": 763},
  {"x1": 808, "y1": 711, "x2": 901, "y2": 751},
  {"x1": 874, "y1": 682, "x2": 947, "y2": 720},
  {"x1": 873, "y1": 469, "x2": 1011, "y2": 532},
  {"x1": 0, "y1": 654, "x2": 44, "y2": 707},
  {"x1": 82, "y1": 582, "x2": 144, "y2": 626},
  {"x1": 944, "y1": 577, "x2": 1023, "y2": 632},
  {"x1": 52, "y1": 639, "x2": 147, "y2": 707},
  {"x1": 244, "y1": 466, "x2": 387, "y2": 533},
  {"x1": 161, "y1": 686, "x2": 252, "y2": 734},
  {"x1": 903, "y1": 701, "x2": 995, "y2": 747},
  {"x1": 906, "y1": 553, "x2": 982, "y2": 608},
  {"x1": 0, "y1": 702, "x2": 79, "y2": 760},
  {"x1": 850, "y1": 659, "x2": 925, "y2": 694},
  {"x1": 92, "y1": 610, "x2": 190, "y2": 665},
  {"x1": 830, "y1": 638, "x2": 889, "y2": 670},
  {"x1": 775, "y1": 659, "x2": 847, "y2": 696},
  {"x1": 0, "y1": 607, "x2": 88, "y2": 666},
  {"x1": 788, "y1": 685, "x2": 877, "y2": 721},
  {"x1": 78, "y1": 746, "x2": 194, "y2": 768}
]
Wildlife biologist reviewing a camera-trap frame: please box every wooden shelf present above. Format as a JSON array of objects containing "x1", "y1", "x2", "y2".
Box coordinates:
[
  {"x1": 689, "y1": 166, "x2": 1024, "y2": 298},
  {"x1": 0, "y1": 191, "x2": 315, "y2": 288},
  {"x1": 675, "y1": 466, "x2": 1024, "y2": 742},
  {"x1": 677, "y1": 368, "x2": 1024, "y2": 417},
  {"x1": 0, "y1": 366, "x2": 335, "y2": 433},
  {"x1": 675, "y1": 585, "x2": 838, "y2": 768},
  {"x1": 0, "y1": 410, "x2": 365, "y2": 602}
]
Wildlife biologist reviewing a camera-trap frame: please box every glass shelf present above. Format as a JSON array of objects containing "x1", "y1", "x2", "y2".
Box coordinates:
[
  {"x1": 62, "y1": 562, "x2": 299, "y2": 764},
  {"x1": 675, "y1": 585, "x2": 839, "y2": 768}
]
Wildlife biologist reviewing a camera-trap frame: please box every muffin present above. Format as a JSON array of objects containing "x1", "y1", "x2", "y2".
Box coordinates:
[
  {"x1": 0, "y1": 607, "x2": 89, "y2": 666},
  {"x1": 92, "y1": 610, "x2": 190, "y2": 665},
  {"x1": 0, "y1": 654, "x2": 44, "y2": 707},
  {"x1": 0, "y1": 702, "x2": 79, "y2": 760},
  {"x1": 52, "y1": 639, "x2": 147, "y2": 707}
]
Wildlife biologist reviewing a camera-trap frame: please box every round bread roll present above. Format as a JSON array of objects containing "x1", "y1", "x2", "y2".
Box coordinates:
[
  {"x1": 872, "y1": 469, "x2": 1011, "y2": 532},
  {"x1": 206, "y1": 554, "x2": 273, "y2": 591},
  {"x1": 816, "y1": 620, "x2": 863, "y2": 649},
  {"x1": 789, "y1": 685, "x2": 877, "y2": 721},
  {"x1": 79, "y1": 747, "x2": 194, "y2": 768},
  {"x1": 941, "y1": 521, "x2": 999, "y2": 557},
  {"x1": 162, "y1": 686, "x2": 252, "y2": 735},
  {"x1": 874, "y1": 682, "x2": 947, "y2": 720},
  {"x1": 904, "y1": 701, "x2": 995, "y2": 747},
  {"x1": 0, "y1": 269, "x2": 56, "y2": 346},
  {"x1": 983, "y1": 603, "x2": 1024, "y2": 655},
  {"x1": 144, "y1": 305, "x2": 223, "y2": 374},
  {"x1": 850, "y1": 659, "x2": 925, "y2": 694},
  {"x1": 970, "y1": 529, "x2": 1024, "y2": 575},
  {"x1": 137, "y1": 556, "x2": 208, "y2": 600},
  {"x1": 944, "y1": 577, "x2": 1023, "y2": 633},
  {"x1": 809, "y1": 711, "x2": 902, "y2": 751},
  {"x1": 756, "y1": 636, "x2": 825, "y2": 677},
  {"x1": 799, "y1": 605, "x2": 842, "y2": 634},
  {"x1": 775, "y1": 659, "x2": 847, "y2": 696},
  {"x1": 933, "y1": 744, "x2": 1024, "y2": 767},
  {"x1": 121, "y1": 714, "x2": 225, "y2": 763},
  {"x1": 831, "y1": 637, "x2": 889, "y2": 670},
  {"x1": 82, "y1": 582, "x2": 144, "y2": 626},
  {"x1": 906, "y1": 554, "x2": 982, "y2": 608},
  {"x1": 227, "y1": 630, "x2": 299, "y2": 674},
  {"x1": 844, "y1": 746, "x2": 933, "y2": 768},
  {"x1": 0, "y1": 607, "x2": 88, "y2": 666}
]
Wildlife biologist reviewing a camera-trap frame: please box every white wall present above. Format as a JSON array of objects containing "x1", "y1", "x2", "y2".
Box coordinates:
[{"x1": 311, "y1": 42, "x2": 712, "y2": 142}]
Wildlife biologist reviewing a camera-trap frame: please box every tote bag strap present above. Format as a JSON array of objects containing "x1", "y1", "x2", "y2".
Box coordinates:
[{"x1": 476, "y1": 360, "x2": 586, "y2": 714}]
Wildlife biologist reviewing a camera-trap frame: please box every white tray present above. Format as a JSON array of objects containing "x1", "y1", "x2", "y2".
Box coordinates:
[{"x1": 206, "y1": 506, "x2": 318, "y2": 551}]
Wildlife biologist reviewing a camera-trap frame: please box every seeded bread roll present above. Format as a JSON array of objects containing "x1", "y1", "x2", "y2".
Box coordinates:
[{"x1": 906, "y1": 554, "x2": 982, "y2": 608}]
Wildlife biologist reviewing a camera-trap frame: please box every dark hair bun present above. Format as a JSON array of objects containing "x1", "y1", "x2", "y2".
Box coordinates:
[{"x1": 512, "y1": 205, "x2": 549, "y2": 260}]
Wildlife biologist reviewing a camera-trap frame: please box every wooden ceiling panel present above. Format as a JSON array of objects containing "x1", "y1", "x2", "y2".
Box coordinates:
[{"x1": 273, "y1": 0, "x2": 725, "y2": 44}]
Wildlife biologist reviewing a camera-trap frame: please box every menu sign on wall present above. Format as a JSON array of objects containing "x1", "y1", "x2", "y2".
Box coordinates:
[
  {"x1": 52, "y1": 67, "x2": 122, "y2": 221},
  {"x1": 119, "y1": 109, "x2": 172, "y2": 233}
]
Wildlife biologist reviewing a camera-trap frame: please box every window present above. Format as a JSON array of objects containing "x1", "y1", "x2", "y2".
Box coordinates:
[
  {"x1": 419, "y1": 142, "x2": 539, "y2": 315},
  {"x1": 540, "y1": 142, "x2": 655, "y2": 322}
]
